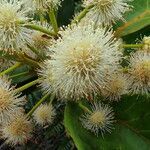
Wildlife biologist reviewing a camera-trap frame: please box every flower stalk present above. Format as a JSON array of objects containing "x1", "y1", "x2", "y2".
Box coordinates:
[
  {"x1": 27, "y1": 93, "x2": 50, "y2": 117},
  {"x1": 78, "y1": 102, "x2": 92, "y2": 113},
  {"x1": 10, "y1": 71, "x2": 34, "y2": 78},
  {"x1": 72, "y1": 4, "x2": 94, "y2": 24},
  {"x1": 22, "y1": 55, "x2": 40, "y2": 67},
  {"x1": 122, "y1": 44, "x2": 143, "y2": 49},
  {"x1": 49, "y1": 9, "x2": 59, "y2": 34},
  {"x1": 0, "y1": 62, "x2": 22, "y2": 76},
  {"x1": 14, "y1": 78, "x2": 41, "y2": 93},
  {"x1": 23, "y1": 24, "x2": 56, "y2": 36}
]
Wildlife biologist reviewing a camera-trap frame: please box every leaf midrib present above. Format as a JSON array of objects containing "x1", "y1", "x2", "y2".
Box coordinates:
[
  {"x1": 115, "y1": 0, "x2": 150, "y2": 37},
  {"x1": 118, "y1": 121, "x2": 150, "y2": 144}
]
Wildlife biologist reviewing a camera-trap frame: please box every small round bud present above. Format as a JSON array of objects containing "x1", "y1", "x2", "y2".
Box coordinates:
[
  {"x1": 80, "y1": 102, "x2": 115, "y2": 136},
  {"x1": 101, "y1": 72, "x2": 129, "y2": 101},
  {"x1": 128, "y1": 52, "x2": 150, "y2": 95},
  {"x1": 33, "y1": 104, "x2": 56, "y2": 126}
]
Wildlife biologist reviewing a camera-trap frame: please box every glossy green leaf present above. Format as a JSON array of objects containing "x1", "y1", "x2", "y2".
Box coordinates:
[
  {"x1": 114, "y1": 95, "x2": 150, "y2": 139},
  {"x1": 115, "y1": 0, "x2": 150, "y2": 37}
]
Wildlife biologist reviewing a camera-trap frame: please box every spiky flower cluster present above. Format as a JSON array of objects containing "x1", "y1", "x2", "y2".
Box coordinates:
[
  {"x1": 126, "y1": 36, "x2": 150, "y2": 96},
  {"x1": 33, "y1": 103, "x2": 56, "y2": 126},
  {"x1": 0, "y1": 0, "x2": 149, "y2": 146},
  {"x1": 83, "y1": 0, "x2": 132, "y2": 25},
  {"x1": 1, "y1": 114, "x2": 33, "y2": 145},
  {"x1": 0, "y1": 0, "x2": 31, "y2": 53},
  {"x1": 38, "y1": 24, "x2": 122, "y2": 100},
  {"x1": 0, "y1": 76, "x2": 33, "y2": 145},
  {"x1": 128, "y1": 52, "x2": 150, "y2": 95},
  {"x1": 0, "y1": 76, "x2": 25, "y2": 124},
  {"x1": 101, "y1": 72, "x2": 129, "y2": 101},
  {"x1": 80, "y1": 102, "x2": 115, "y2": 136}
]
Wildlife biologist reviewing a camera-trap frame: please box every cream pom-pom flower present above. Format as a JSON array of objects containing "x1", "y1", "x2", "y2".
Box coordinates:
[
  {"x1": 0, "y1": 0, "x2": 32, "y2": 53},
  {"x1": 33, "y1": 103, "x2": 56, "y2": 126},
  {"x1": 101, "y1": 72, "x2": 129, "y2": 101},
  {"x1": 83, "y1": 0, "x2": 132, "y2": 25},
  {"x1": 128, "y1": 52, "x2": 150, "y2": 95},
  {"x1": 80, "y1": 102, "x2": 115, "y2": 136},
  {"x1": 1, "y1": 113, "x2": 33, "y2": 146},
  {"x1": 38, "y1": 24, "x2": 122, "y2": 100},
  {"x1": 0, "y1": 76, "x2": 26, "y2": 124}
]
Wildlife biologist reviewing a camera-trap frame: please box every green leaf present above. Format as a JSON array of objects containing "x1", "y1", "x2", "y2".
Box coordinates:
[
  {"x1": 114, "y1": 95, "x2": 150, "y2": 139},
  {"x1": 64, "y1": 99, "x2": 150, "y2": 150},
  {"x1": 115, "y1": 0, "x2": 150, "y2": 37}
]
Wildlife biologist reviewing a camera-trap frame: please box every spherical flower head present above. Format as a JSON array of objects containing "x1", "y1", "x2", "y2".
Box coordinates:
[
  {"x1": 0, "y1": 76, "x2": 26, "y2": 124},
  {"x1": 0, "y1": 0, "x2": 32, "y2": 53},
  {"x1": 128, "y1": 52, "x2": 150, "y2": 95},
  {"x1": 33, "y1": 103, "x2": 56, "y2": 126},
  {"x1": 80, "y1": 102, "x2": 115, "y2": 136},
  {"x1": 1, "y1": 113, "x2": 33, "y2": 146},
  {"x1": 101, "y1": 72, "x2": 129, "y2": 101},
  {"x1": 83, "y1": 0, "x2": 133, "y2": 25},
  {"x1": 24, "y1": 0, "x2": 62, "y2": 13},
  {"x1": 38, "y1": 24, "x2": 122, "y2": 100}
]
